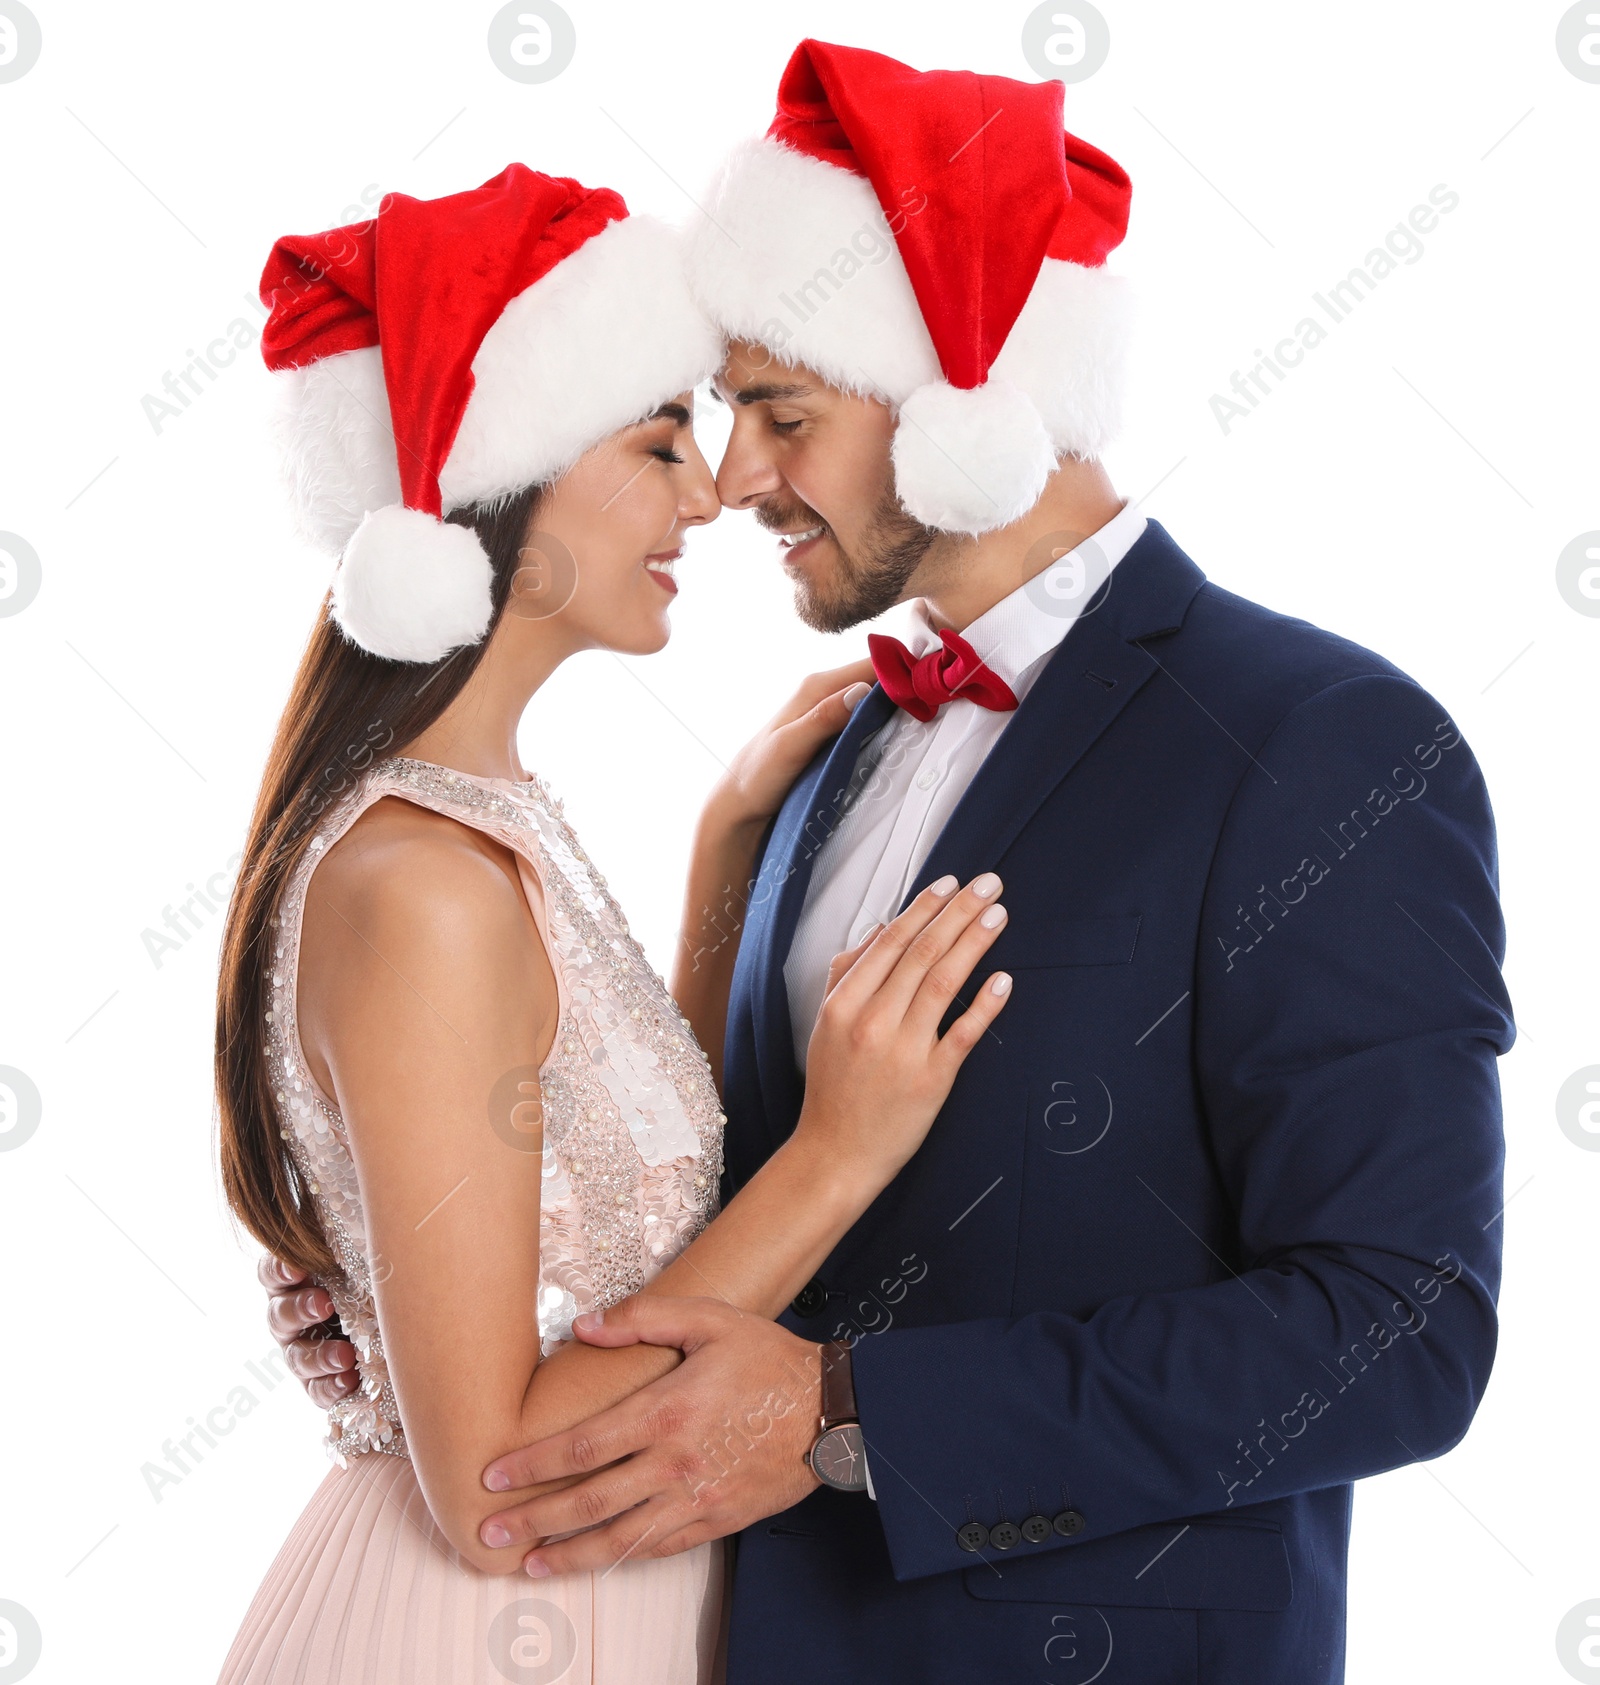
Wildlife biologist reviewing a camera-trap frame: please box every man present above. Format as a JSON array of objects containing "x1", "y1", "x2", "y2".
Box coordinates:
[{"x1": 269, "y1": 40, "x2": 1511, "y2": 1684}]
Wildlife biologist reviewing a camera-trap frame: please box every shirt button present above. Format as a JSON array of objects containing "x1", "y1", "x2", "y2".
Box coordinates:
[
  {"x1": 956, "y1": 1522, "x2": 989, "y2": 1552},
  {"x1": 1021, "y1": 1514, "x2": 1053, "y2": 1544},
  {"x1": 915, "y1": 767, "x2": 939, "y2": 791},
  {"x1": 989, "y1": 1521, "x2": 1021, "y2": 1551},
  {"x1": 1053, "y1": 1509, "x2": 1086, "y2": 1537}
]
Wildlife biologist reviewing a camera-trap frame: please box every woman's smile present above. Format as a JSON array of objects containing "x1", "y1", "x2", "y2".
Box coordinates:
[{"x1": 643, "y1": 546, "x2": 682, "y2": 595}]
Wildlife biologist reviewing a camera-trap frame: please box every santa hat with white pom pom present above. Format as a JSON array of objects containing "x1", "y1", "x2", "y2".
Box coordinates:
[
  {"x1": 259, "y1": 165, "x2": 722, "y2": 662},
  {"x1": 685, "y1": 39, "x2": 1135, "y2": 536}
]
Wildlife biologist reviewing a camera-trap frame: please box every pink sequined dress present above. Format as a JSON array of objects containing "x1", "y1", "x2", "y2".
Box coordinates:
[{"x1": 217, "y1": 757, "x2": 727, "y2": 1685}]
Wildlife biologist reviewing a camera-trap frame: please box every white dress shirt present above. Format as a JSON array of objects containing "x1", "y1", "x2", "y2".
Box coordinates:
[{"x1": 785, "y1": 499, "x2": 1148, "y2": 1070}]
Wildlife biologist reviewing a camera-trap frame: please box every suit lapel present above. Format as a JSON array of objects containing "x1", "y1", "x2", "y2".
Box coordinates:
[
  {"x1": 905, "y1": 519, "x2": 1207, "y2": 906},
  {"x1": 745, "y1": 686, "x2": 898, "y2": 1135}
]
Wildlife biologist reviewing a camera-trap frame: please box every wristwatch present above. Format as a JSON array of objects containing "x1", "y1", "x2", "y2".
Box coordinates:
[{"x1": 806, "y1": 1340, "x2": 868, "y2": 1492}]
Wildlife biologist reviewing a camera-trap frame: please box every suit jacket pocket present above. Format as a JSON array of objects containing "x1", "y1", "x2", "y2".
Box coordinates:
[
  {"x1": 1002, "y1": 912, "x2": 1142, "y2": 971},
  {"x1": 963, "y1": 1517, "x2": 1292, "y2": 1612}
]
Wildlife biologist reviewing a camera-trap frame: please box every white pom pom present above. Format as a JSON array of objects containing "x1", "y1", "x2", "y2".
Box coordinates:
[
  {"x1": 331, "y1": 504, "x2": 494, "y2": 663},
  {"x1": 891, "y1": 379, "x2": 1056, "y2": 535}
]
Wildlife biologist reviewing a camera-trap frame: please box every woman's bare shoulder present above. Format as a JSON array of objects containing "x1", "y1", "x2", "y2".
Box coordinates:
[{"x1": 303, "y1": 796, "x2": 539, "y2": 979}]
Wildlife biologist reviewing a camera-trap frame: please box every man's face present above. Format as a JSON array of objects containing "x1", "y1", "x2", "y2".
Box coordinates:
[{"x1": 711, "y1": 341, "x2": 939, "y2": 633}]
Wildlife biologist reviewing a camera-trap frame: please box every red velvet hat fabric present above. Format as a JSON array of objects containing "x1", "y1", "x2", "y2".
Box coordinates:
[
  {"x1": 766, "y1": 39, "x2": 1131, "y2": 393},
  {"x1": 259, "y1": 166, "x2": 625, "y2": 519}
]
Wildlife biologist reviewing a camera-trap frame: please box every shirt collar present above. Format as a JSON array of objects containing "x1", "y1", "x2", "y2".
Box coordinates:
[{"x1": 903, "y1": 499, "x2": 1149, "y2": 690}]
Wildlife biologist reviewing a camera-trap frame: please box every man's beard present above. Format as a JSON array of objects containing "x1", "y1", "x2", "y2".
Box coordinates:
[{"x1": 755, "y1": 488, "x2": 938, "y2": 634}]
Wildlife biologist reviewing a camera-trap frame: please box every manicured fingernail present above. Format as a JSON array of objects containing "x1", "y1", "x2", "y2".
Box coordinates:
[
  {"x1": 990, "y1": 973, "x2": 1013, "y2": 996},
  {"x1": 573, "y1": 1310, "x2": 604, "y2": 1333},
  {"x1": 525, "y1": 1557, "x2": 552, "y2": 1579},
  {"x1": 843, "y1": 682, "x2": 871, "y2": 706},
  {"x1": 972, "y1": 873, "x2": 1002, "y2": 899},
  {"x1": 485, "y1": 1468, "x2": 511, "y2": 1492},
  {"x1": 931, "y1": 875, "x2": 959, "y2": 897},
  {"x1": 862, "y1": 922, "x2": 884, "y2": 942},
  {"x1": 482, "y1": 1523, "x2": 512, "y2": 1548},
  {"x1": 980, "y1": 904, "x2": 1007, "y2": 930}
]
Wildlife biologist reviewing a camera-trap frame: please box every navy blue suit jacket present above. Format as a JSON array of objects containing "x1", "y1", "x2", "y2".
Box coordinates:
[{"x1": 719, "y1": 519, "x2": 1511, "y2": 1685}]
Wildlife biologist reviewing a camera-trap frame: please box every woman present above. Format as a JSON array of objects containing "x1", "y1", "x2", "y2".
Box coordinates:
[{"x1": 215, "y1": 168, "x2": 1013, "y2": 1683}]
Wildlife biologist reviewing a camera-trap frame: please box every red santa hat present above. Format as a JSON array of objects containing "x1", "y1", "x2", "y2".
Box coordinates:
[
  {"x1": 260, "y1": 165, "x2": 722, "y2": 662},
  {"x1": 686, "y1": 40, "x2": 1134, "y2": 536}
]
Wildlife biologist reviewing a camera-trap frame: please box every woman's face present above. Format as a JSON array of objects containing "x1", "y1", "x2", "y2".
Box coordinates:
[{"x1": 509, "y1": 395, "x2": 720, "y2": 656}]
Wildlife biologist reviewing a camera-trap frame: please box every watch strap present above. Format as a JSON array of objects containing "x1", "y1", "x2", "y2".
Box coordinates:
[{"x1": 819, "y1": 1340, "x2": 857, "y2": 1428}]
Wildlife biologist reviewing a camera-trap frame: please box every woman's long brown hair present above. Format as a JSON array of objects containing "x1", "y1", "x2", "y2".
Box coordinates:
[{"x1": 216, "y1": 487, "x2": 543, "y2": 1275}]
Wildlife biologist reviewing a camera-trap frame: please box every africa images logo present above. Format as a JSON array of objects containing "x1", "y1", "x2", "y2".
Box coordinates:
[
  {"x1": 0, "y1": 1, "x2": 42, "y2": 83},
  {"x1": 1209, "y1": 186, "x2": 1461, "y2": 435},
  {"x1": 0, "y1": 533, "x2": 41, "y2": 619}
]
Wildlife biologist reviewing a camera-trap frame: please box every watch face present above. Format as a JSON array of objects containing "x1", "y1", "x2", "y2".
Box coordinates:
[{"x1": 810, "y1": 1424, "x2": 868, "y2": 1492}]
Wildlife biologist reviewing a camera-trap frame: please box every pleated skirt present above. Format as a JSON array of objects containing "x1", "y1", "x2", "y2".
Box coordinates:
[{"x1": 217, "y1": 1452, "x2": 724, "y2": 1684}]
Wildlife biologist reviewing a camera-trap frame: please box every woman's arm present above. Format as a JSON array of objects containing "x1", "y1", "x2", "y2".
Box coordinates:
[
  {"x1": 301, "y1": 800, "x2": 563, "y2": 1575},
  {"x1": 668, "y1": 801, "x2": 765, "y2": 1100},
  {"x1": 669, "y1": 660, "x2": 873, "y2": 1089}
]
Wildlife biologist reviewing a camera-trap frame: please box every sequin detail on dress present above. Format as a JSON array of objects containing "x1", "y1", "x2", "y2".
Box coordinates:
[{"x1": 263, "y1": 757, "x2": 724, "y2": 1465}]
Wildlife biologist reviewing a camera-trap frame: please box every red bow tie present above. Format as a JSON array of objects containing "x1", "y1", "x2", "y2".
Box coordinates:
[{"x1": 867, "y1": 629, "x2": 1019, "y2": 723}]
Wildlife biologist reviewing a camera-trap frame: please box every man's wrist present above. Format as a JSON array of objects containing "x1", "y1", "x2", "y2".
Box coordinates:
[
  {"x1": 807, "y1": 1340, "x2": 872, "y2": 1494},
  {"x1": 818, "y1": 1339, "x2": 857, "y2": 1427}
]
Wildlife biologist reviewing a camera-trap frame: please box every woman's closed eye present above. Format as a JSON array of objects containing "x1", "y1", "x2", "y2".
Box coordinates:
[{"x1": 650, "y1": 444, "x2": 685, "y2": 464}]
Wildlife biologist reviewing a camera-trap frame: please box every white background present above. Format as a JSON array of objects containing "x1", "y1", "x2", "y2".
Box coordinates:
[{"x1": 1, "y1": 2, "x2": 1596, "y2": 1680}]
